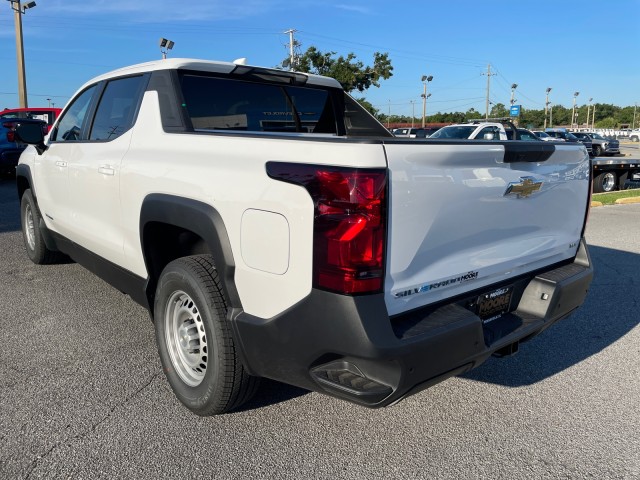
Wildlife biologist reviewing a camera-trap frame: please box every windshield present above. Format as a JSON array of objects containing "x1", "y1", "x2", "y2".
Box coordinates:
[
  {"x1": 566, "y1": 133, "x2": 579, "y2": 141},
  {"x1": 430, "y1": 125, "x2": 476, "y2": 139},
  {"x1": 590, "y1": 133, "x2": 604, "y2": 140}
]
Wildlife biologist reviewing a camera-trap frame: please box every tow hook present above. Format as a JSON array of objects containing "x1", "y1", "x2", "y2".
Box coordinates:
[{"x1": 493, "y1": 341, "x2": 519, "y2": 358}]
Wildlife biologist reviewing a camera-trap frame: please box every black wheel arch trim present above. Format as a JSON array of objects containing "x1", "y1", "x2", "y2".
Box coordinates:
[
  {"x1": 16, "y1": 163, "x2": 35, "y2": 200},
  {"x1": 139, "y1": 193, "x2": 241, "y2": 312}
]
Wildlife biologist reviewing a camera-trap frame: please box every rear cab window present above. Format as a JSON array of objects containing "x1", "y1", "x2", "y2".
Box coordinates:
[{"x1": 176, "y1": 71, "x2": 391, "y2": 138}]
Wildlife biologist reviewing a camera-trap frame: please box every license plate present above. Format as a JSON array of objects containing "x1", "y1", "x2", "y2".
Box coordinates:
[{"x1": 477, "y1": 286, "x2": 513, "y2": 321}]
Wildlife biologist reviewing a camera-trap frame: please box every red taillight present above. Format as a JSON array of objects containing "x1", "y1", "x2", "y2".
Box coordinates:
[
  {"x1": 267, "y1": 162, "x2": 387, "y2": 295},
  {"x1": 3, "y1": 122, "x2": 16, "y2": 142}
]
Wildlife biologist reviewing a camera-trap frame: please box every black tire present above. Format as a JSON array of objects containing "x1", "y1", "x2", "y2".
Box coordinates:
[
  {"x1": 592, "y1": 145, "x2": 602, "y2": 157},
  {"x1": 154, "y1": 255, "x2": 259, "y2": 415},
  {"x1": 20, "y1": 189, "x2": 64, "y2": 264},
  {"x1": 593, "y1": 172, "x2": 617, "y2": 193}
]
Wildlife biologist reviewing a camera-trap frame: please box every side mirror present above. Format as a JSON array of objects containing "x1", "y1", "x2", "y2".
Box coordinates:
[
  {"x1": 15, "y1": 123, "x2": 46, "y2": 154},
  {"x1": 483, "y1": 133, "x2": 495, "y2": 140}
]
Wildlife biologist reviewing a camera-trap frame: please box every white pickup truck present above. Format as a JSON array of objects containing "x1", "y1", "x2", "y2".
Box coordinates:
[
  {"x1": 430, "y1": 121, "x2": 509, "y2": 140},
  {"x1": 15, "y1": 58, "x2": 593, "y2": 416}
]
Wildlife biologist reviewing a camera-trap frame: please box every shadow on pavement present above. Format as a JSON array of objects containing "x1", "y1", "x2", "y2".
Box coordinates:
[
  {"x1": 0, "y1": 176, "x2": 20, "y2": 233},
  {"x1": 462, "y1": 244, "x2": 639, "y2": 387},
  {"x1": 235, "y1": 379, "x2": 309, "y2": 412}
]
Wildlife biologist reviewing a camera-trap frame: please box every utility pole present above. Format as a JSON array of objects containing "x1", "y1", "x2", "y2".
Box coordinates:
[
  {"x1": 633, "y1": 103, "x2": 637, "y2": 130},
  {"x1": 586, "y1": 98, "x2": 592, "y2": 130},
  {"x1": 591, "y1": 104, "x2": 596, "y2": 129},
  {"x1": 482, "y1": 64, "x2": 496, "y2": 120},
  {"x1": 9, "y1": 0, "x2": 36, "y2": 108},
  {"x1": 544, "y1": 87, "x2": 552, "y2": 130},
  {"x1": 387, "y1": 99, "x2": 391, "y2": 129},
  {"x1": 284, "y1": 29, "x2": 297, "y2": 71}
]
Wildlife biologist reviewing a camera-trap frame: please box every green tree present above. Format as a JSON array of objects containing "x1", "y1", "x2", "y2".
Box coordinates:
[
  {"x1": 354, "y1": 98, "x2": 380, "y2": 117},
  {"x1": 595, "y1": 117, "x2": 618, "y2": 129},
  {"x1": 490, "y1": 103, "x2": 509, "y2": 117},
  {"x1": 284, "y1": 46, "x2": 393, "y2": 93}
]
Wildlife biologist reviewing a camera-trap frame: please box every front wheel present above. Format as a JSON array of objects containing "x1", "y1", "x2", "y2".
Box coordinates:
[
  {"x1": 592, "y1": 145, "x2": 602, "y2": 157},
  {"x1": 20, "y1": 189, "x2": 64, "y2": 264},
  {"x1": 593, "y1": 171, "x2": 617, "y2": 193},
  {"x1": 154, "y1": 255, "x2": 259, "y2": 415}
]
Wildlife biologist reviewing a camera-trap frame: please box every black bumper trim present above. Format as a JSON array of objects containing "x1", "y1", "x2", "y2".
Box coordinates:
[{"x1": 232, "y1": 239, "x2": 593, "y2": 408}]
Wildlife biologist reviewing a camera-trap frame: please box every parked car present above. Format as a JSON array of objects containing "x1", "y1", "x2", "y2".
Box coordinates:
[
  {"x1": 572, "y1": 132, "x2": 619, "y2": 157},
  {"x1": 628, "y1": 129, "x2": 640, "y2": 142},
  {"x1": 532, "y1": 131, "x2": 564, "y2": 142},
  {"x1": 505, "y1": 128, "x2": 542, "y2": 141},
  {"x1": 0, "y1": 107, "x2": 62, "y2": 133},
  {"x1": 392, "y1": 127, "x2": 435, "y2": 138},
  {"x1": 545, "y1": 128, "x2": 593, "y2": 156},
  {"x1": 0, "y1": 118, "x2": 47, "y2": 175}
]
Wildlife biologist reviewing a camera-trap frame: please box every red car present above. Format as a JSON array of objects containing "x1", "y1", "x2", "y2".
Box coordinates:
[{"x1": 0, "y1": 107, "x2": 62, "y2": 133}]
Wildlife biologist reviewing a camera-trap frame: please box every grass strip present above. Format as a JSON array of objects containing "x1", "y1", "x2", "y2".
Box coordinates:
[{"x1": 592, "y1": 188, "x2": 640, "y2": 205}]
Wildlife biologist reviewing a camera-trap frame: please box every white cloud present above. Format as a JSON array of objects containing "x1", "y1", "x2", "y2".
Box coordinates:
[
  {"x1": 334, "y1": 4, "x2": 373, "y2": 15},
  {"x1": 45, "y1": 0, "x2": 283, "y2": 22}
]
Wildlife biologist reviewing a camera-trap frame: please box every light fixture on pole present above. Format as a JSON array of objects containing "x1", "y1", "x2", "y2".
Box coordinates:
[
  {"x1": 7, "y1": 0, "x2": 36, "y2": 108},
  {"x1": 159, "y1": 37, "x2": 175, "y2": 60},
  {"x1": 421, "y1": 74, "x2": 433, "y2": 128},
  {"x1": 510, "y1": 83, "x2": 518, "y2": 105},
  {"x1": 544, "y1": 87, "x2": 552, "y2": 129},
  {"x1": 586, "y1": 98, "x2": 593, "y2": 130},
  {"x1": 572, "y1": 91, "x2": 580, "y2": 129}
]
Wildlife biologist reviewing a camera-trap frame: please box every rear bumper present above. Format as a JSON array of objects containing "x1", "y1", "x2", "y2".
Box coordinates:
[{"x1": 232, "y1": 239, "x2": 593, "y2": 407}]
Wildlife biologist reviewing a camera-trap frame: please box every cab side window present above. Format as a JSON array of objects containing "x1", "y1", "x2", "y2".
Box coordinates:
[
  {"x1": 52, "y1": 86, "x2": 97, "y2": 142},
  {"x1": 89, "y1": 75, "x2": 146, "y2": 141}
]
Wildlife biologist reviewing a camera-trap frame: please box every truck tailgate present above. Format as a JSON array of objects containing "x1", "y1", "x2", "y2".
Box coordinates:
[{"x1": 383, "y1": 141, "x2": 590, "y2": 316}]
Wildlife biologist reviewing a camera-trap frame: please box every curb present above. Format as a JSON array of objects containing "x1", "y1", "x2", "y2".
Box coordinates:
[
  {"x1": 615, "y1": 197, "x2": 640, "y2": 205},
  {"x1": 591, "y1": 201, "x2": 603, "y2": 207}
]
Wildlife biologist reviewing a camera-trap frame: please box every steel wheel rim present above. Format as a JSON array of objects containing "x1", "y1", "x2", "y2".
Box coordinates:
[
  {"x1": 603, "y1": 173, "x2": 616, "y2": 192},
  {"x1": 24, "y1": 203, "x2": 36, "y2": 251},
  {"x1": 165, "y1": 290, "x2": 209, "y2": 387}
]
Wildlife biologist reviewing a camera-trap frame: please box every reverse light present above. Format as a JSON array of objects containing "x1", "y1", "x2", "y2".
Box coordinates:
[{"x1": 267, "y1": 162, "x2": 387, "y2": 295}]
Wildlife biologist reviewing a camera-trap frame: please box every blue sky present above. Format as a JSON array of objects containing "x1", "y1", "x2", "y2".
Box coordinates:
[{"x1": 1, "y1": 0, "x2": 639, "y2": 117}]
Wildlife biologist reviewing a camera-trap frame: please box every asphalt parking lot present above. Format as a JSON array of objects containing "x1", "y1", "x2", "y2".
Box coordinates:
[{"x1": 0, "y1": 177, "x2": 639, "y2": 479}]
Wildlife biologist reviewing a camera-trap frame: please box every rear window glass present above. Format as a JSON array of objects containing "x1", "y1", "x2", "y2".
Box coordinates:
[{"x1": 179, "y1": 74, "x2": 338, "y2": 134}]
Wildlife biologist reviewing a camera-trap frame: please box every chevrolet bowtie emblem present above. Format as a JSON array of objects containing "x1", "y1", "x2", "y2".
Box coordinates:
[{"x1": 504, "y1": 177, "x2": 543, "y2": 198}]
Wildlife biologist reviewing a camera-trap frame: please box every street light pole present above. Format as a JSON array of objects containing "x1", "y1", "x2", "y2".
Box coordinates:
[
  {"x1": 633, "y1": 103, "x2": 637, "y2": 130},
  {"x1": 8, "y1": 0, "x2": 36, "y2": 108},
  {"x1": 572, "y1": 91, "x2": 580, "y2": 129},
  {"x1": 421, "y1": 75, "x2": 433, "y2": 128},
  {"x1": 586, "y1": 98, "x2": 592, "y2": 130},
  {"x1": 410, "y1": 100, "x2": 415, "y2": 128},
  {"x1": 544, "y1": 87, "x2": 552, "y2": 130}
]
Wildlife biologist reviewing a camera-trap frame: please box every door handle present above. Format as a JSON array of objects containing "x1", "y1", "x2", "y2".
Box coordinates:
[
  {"x1": 98, "y1": 165, "x2": 115, "y2": 176},
  {"x1": 55, "y1": 161, "x2": 67, "y2": 167}
]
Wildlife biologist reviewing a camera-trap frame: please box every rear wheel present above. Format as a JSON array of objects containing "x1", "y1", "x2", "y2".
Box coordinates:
[
  {"x1": 593, "y1": 172, "x2": 617, "y2": 193},
  {"x1": 154, "y1": 255, "x2": 259, "y2": 415},
  {"x1": 20, "y1": 189, "x2": 64, "y2": 264}
]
